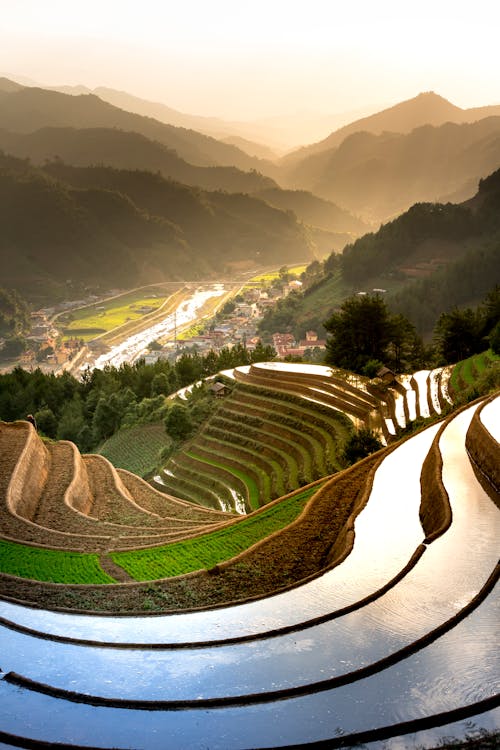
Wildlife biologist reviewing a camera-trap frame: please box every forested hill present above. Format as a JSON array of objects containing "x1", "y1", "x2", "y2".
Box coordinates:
[
  {"x1": 0, "y1": 127, "x2": 277, "y2": 195},
  {"x1": 258, "y1": 169, "x2": 500, "y2": 338},
  {"x1": 0, "y1": 154, "x2": 313, "y2": 301},
  {"x1": 282, "y1": 117, "x2": 500, "y2": 222},
  {"x1": 252, "y1": 187, "x2": 370, "y2": 235},
  {"x1": 340, "y1": 169, "x2": 500, "y2": 286}
]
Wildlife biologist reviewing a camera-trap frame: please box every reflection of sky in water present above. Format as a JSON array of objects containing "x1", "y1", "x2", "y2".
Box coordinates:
[
  {"x1": 398, "y1": 374, "x2": 417, "y2": 420},
  {"x1": 480, "y1": 395, "x2": 499, "y2": 440},
  {"x1": 92, "y1": 286, "x2": 226, "y2": 370},
  {"x1": 429, "y1": 368, "x2": 443, "y2": 413},
  {"x1": 0, "y1": 402, "x2": 498, "y2": 748},
  {"x1": 0, "y1": 423, "x2": 440, "y2": 645},
  {"x1": 393, "y1": 390, "x2": 407, "y2": 428},
  {"x1": 1, "y1": 406, "x2": 497, "y2": 703},
  {"x1": 364, "y1": 707, "x2": 500, "y2": 750},
  {"x1": 0, "y1": 588, "x2": 497, "y2": 749}
]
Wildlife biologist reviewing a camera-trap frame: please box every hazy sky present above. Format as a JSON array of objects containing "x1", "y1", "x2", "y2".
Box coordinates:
[{"x1": 1, "y1": 0, "x2": 499, "y2": 121}]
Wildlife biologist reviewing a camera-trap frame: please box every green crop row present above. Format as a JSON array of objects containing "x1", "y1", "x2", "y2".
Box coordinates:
[
  {"x1": 450, "y1": 349, "x2": 499, "y2": 393},
  {"x1": 110, "y1": 484, "x2": 321, "y2": 580},
  {"x1": 0, "y1": 539, "x2": 115, "y2": 584}
]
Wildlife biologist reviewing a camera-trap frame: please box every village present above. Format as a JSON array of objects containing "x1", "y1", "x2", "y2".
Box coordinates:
[
  {"x1": 142, "y1": 276, "x2": 327, "y2": 366},
  {"x1": 1, "y1": 271, "x2": 327, "y2": 375}
]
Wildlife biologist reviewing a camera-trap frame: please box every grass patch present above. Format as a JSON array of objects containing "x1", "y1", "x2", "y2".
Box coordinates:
[
  {"x1": 0, "y1": 539, "x2": 115, "y2": 584},
  {"x1": 110, "y1": 484, "x2": 319, "y2": 580},
  {"x1": 99, "y1": 423, "x2": 172, "y2": 477}
]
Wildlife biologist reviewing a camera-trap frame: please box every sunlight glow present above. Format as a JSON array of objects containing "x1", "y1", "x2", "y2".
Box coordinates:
[{"x1": 1, "y1": 0, "x2": 499, "y2": 121}]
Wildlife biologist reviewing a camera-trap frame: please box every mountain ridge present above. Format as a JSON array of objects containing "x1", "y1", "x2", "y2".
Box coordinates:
[
  {"x1": 284, "y1": 117, "x2": 500, "y2": 222},
  {"x1": 0, "y1": 126, "x2": 277, "y2": 194},
  {"x1": 282, "y1": 91, "x2": 500, "y2": 166},
  {"x1": 0, "y1": 82, "x2": 277, "y2": 176}
]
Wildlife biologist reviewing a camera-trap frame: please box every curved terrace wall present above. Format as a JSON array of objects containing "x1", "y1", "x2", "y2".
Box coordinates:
[
  {"x1": 7, "y1": 423, "x2": 49, "y2": 521},
  {"x1": 466, "y1": 396, "x2": 500, "y2": 502}
]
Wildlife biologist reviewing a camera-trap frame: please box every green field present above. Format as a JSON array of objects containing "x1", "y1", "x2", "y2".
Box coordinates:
[
  {"x1": 99, "y1": 423, "x2": 172, "y2": 477},
  {"x1": 60, "y1": 291, "x2": 170, "y2": 342},
  {"x1": 111, "y1": 484, "x2": 320, "y2": 580},
  {"x1": 0, "y1": 539, "x2": 115, "y2": 584}
]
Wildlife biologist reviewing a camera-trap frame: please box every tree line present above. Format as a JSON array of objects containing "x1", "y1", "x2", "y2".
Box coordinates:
[
  {"x1": 0, "y1": 342, "x2": 274, "y2": 452},
  {"x1": 324, "y1": 286, "x2": 500, "y2": 376}
]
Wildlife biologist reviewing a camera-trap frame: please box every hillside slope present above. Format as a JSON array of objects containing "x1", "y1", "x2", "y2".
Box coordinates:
[
  {"x1": 258, "y1": 169, "x2": 500, "y2": 337},
  {"x1": 284, "y1": 117, "x2": 500, "y2": 221},
  {"x1": 0, "y1": 82, "x2": 275, "y2": 175},
  {"x1": 0, "y1": 155, "x2": 313, "y2": 300},
  {"x1": 283, "y1": 91, "x2": 500, "y2": 165},
  {"x1": 0, "y1": 126, "x2": 277, "y2": 194}
]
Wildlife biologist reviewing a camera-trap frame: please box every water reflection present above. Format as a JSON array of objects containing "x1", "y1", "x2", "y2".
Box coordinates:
[
  {"x1": 0, "y1": 424, "x2": 440, "y2": 644},
  {"x1": 480, "y1": 397, "x2": 500, "y2": 440},
  {"x1": 1, "y1": 409, "x2": 497, "y2": 702},
  {"x1": 0, "y1": 587, "x2": 497, "y2": 749},
  {"x1": 0, "y1": 402, "x2": 498, "y2": 748}
]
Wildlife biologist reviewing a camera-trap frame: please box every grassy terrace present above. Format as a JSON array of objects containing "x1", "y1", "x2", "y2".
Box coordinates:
[
  {"x1": 154, "y1": 466, "x2": 225, "y2": 512},
  {"x1": 230, "y1": 386, "x2": 352, "y2": 456},
  {"x1": 227, "y1": 393, "x2": 333, "y2": 475},
  {"x1": 449, "y1": 349, "x2": 499, "y2": 393},
  {"x1": 193, "y1": 435, "x2": 271, "y2": 507},
  {"x1": 0, "y1": 483, "x2": 317, "y2": 584},
  {"x1": 170, "y1": 453, "x2": 243, "y2": 510},
  {"x1": 207, "y1": 416, "x2": 298, "y2": 489},
  {"x1": 117, "y1": 470, "x2": 231, "y2": 522},
  {"x1": 213, "y1": 407, "x2": 307, "y2": 474},
  {"x1": 157, "y1": 383, "x2": 352, "y2": 513},
  {"x1": 0, "y1": 539, "x2": 115, "y2": 584},
  {"x1": 110, "y1": 484, "x2": 320, "y2": 580}
]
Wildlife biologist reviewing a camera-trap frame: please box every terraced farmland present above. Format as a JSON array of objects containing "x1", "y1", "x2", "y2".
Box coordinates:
[
  {"x1": 0, "y1": 359, "x2": 498, "y2": 749},
  {"x1": 156, "y1": 368, "x2": 356, "y2": 512}
]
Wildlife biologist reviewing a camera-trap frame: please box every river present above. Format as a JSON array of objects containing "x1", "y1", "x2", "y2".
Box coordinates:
[{"x1": 83, "y1": 284, "x2": 227, "y2": 372}]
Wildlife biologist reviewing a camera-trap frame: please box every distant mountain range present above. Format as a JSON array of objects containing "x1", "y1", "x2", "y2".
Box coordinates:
[
  {"x1": 283, "y1": 117, "x2": 500, "y2": 222},
  {"x1": 1, "y1": 77, "x2": 500, "y2": 305},
  {"x1": 282, "y1": 92, "x2": 500, "y2": 165},
  {"x1": 0, "y1": 78, "x2": 274, "y2": 174},
  {"x1": 0, "y1": 127, "x2": 277, "y2": 194},
  {"x1": 3, "y1": 77, "x2": 369, "y2": 152}
]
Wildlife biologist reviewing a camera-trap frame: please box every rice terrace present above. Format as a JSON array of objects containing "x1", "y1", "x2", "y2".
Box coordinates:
[
  {"x1": 0, "y1": 355, "x2": 498, "y2": 749},
  {"x1": 2, "y1": 11, "x2": 500, "y2": 744}
]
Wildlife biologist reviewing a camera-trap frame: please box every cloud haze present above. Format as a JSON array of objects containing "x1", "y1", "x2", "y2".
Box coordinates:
[{"x1": 1, "y1": 0, "x2": 499, "y2": 120}]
